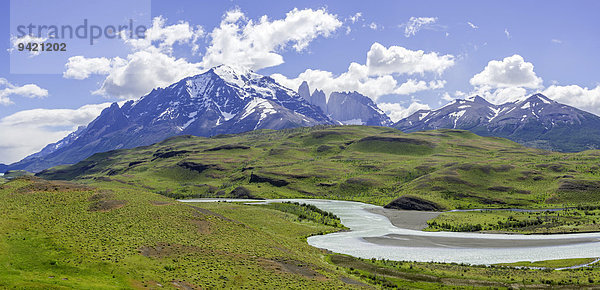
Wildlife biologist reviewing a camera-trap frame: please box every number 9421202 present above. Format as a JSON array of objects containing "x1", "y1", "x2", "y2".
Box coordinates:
[{"x1": 17, "y1": 43, "x2": 66, "y2": 52}]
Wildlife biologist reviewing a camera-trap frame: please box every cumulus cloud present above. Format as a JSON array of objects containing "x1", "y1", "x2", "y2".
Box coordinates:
[
  {"x1": 63, "y1": 56, "x2": 115, "y2": 80},
  {"x1": 0, "y1": 103, "x2": 111, "y2": 164},
  {"x1": 63, "y1": 16, "x2": 204, "y2": 99},
  {"x1": 402, "y1": 17, "x2": 437, "y2": 37},
  {"x1": 93, "y1": 50, "x2": 202, "y2": 99},
  {"x1": 201, "y1": 8, "x2": 341, "y2": 70},
  {"x1": 470, "y1": 54, "x2": 543, "y2": 89},
  {"x1": 543, "y1": 85, "x2": 600, "y2": 115},
  {"x1": 0, "y1": 78, "x2": 49, "y2": 105},
  {"x1": 272, "y1": 42, "x2": 453, "y2": 100},
  {"x1": 474, "y1": 86, "x2": 528, "y2": 104},
  {"x1": 64, "y1": 9, "x2": 342, "y2": 99},
  {"x1": 366, "y1": 42, "x2": 454, "y2": 76},
  {"x1": 378, "y1": 101, "x2": 431, "y2": 122}
]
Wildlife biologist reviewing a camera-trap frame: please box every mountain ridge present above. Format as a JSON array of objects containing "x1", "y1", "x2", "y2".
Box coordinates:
[
  {"x1": 394, "y1": 93, "x2": 600, "y2": 152},
  {"x1": 6, "y1": 65, "x2": 334, "y2": 172}
]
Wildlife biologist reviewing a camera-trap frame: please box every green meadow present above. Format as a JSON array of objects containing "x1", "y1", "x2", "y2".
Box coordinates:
[{"x1": 4, "y1": 125, "x2": 600, "y2": 288}]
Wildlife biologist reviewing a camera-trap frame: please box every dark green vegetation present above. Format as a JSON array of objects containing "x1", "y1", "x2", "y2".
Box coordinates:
[
  {"x1": 427, "y1": 207, "x2": 600, "y2": 234},
  {"x1": 330, "y1": 254, "x2": 600, "y2": 288},
  {"x1": 38, "y1": 126, "x2": 600, "y2": 212},
  {"x1": 260, "y1": 201, "x2": 345, "y2": 228},
  {"x1": 0, "y1": 176, "x2": 366, "y2": 288}
]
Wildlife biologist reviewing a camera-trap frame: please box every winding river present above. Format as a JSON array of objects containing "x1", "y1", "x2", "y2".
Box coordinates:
[{"x1": 179, "y1": 198, "x2": 600, "y2": 265}]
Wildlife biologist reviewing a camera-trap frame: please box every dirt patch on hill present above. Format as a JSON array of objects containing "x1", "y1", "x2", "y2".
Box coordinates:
[
  {"x1": 177, "y1": 161, "x2": 223, "y2": 173},
  {"x1": 170, "y1": 280, "x2": 199, "y2": 290},
  {"x1": 139, "y1": 242, "x2": 203, "y2": 258},
  {"x1": 152, "y1": 149, "x2": 191, "y2": 160},
  {"x1": 249, "y1": 173, "x2": 289, "y2": 187},
  {"x1": 204, "y1": 144, "x2": 250, "y2": 152},
  {"x1": 559, "y1": 180, "x2": 600, "y2": 192},
  {"x1": 190, "y1": 220, "x2": 211, "y2": 234},
  {"x1": 229, "y1": 186, "x2": 263, "y2": 199},
  {"x1": 384, "y1": 196, "x2": 443, "y2": 211},
  {"x1": 88, "y1": 199, "x2": 127, "y2": 212},
  {"x1": 309, "y1": 130, "x2": 342, "y2": 139},
  {"x1": 150, "y1": 200, "x2": 172, "y2": 206},
  {"x1": 258, "y1": 258, "x2": 325, "y2": 279},
  {"x1": 11, "y1": 176, "x2": 93, "y2": 194},
  {"x1": 358, "y1": 136, "x2": 434, "y2": 147}
]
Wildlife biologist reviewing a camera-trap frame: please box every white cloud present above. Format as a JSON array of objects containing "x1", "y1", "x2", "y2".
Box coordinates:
[
  {"x1": 504, "y1": 28, "x2": 511, "y2": 39},
  {"x1": 378, "y1": 101, "x2": 431, "y2": 122},
  {"x1": 348, "y1": 12, "x2": 363, "y2": 23},
  {"x1": 201, "y1": 8, "x2": 341, "y2": 70},
  {"x1": 369, "y1": 22, "x2": 378, "y2": 30},
  {"x1": 271, "y1": 43, "x2": 452, "y2": 100},
  {"x1": 65, "y1": 9, "x2": 342, "y2": 99},
  {"x1": 93, "y1": 50, "x2": 202, "y2": 99},
  {"x1": 366, "y1": 42, "x2": 455, "y2": 76},
  {"x1": 551, "y1": 39, "x2": 562, "y2": 44},
  {"x1": 467, "y1": 22, "x2": 479, "y2": 29},
  {"x1": 466, "y1": 55, "x2": 544, "y2": 104},
  {"x1": 543, "y1": 85, "x2": 600, "y2": 115},
  {"x1": 470, "y1": 54, "x2": 542, "y2": 89},
  {"x1": 402, "y1": 17, "x2": 437, "y2": 37},
  {"x1": 64, "y1": 16, "x2": 204, "y2": 99},
  {"x1": 0, "y1": 103, "x2": 111, "y2": 164},
  {"x1": 123, "y1": 16, "x2": 205, "y2": 54},
  {"x1": 63, "y1": 56, "x2": 115, "y2": 80},
  {"x1": 0, "y1": 78, "x2": 49, "y2": 105},
  {"x1": 272, "y1": 63, "x2": 403, "y2": 100},
  {"x1": 474, "y1": 86, "x2": 528, "y2": 104}
]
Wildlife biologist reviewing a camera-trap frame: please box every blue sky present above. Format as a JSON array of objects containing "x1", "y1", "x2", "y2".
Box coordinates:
[{"x1": 1, "y1": 0, "x2": 600, "y2": 163}]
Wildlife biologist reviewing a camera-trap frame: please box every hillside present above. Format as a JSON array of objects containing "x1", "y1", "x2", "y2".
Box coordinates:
[
  {"x1": 38, "y1": 125, "x2": 600, "y2": 210},
  {"x1": 0, "y1": 176, "x2": 362, "y2": 288}
]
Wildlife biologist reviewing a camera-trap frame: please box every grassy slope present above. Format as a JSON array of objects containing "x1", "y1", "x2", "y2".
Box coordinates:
[
  {"x1": 427, "y1": 207, "x2": 600, "y2": 234},
  {"x1": 0, "y1": 177, "x2": 363, "y2": 289},
  {"x1": 38, "y1": 125, "x2": 600, "y2": 211},
  {"x1": 329, "y1": 254, "x2": 600, "y2": 288}
]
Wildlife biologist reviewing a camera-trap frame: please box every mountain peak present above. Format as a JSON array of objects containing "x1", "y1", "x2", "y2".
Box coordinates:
[
  {"x1": 298, "y1": 81, "x2": 310, "y2": 100},
  {"x1": 208, "y1": 64, "x2": 260, "y2": 87},
  {"x1": 522, "y1": 93, "x2": 555, "y2": 105},
  {"x1": 465, "y1": 95, "x2": 491, "y2": 105}
]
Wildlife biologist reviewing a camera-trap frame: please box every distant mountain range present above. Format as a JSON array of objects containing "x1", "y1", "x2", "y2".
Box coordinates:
[
  {"x1": 394, "y1": 94, "x2": 600, "y2": 152},
  {"x1": 4, "y1": 65, "x2": 600, "y2": 173}
]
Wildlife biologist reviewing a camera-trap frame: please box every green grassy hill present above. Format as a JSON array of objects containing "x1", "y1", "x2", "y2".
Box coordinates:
[
  {"x1": 38, "y1": 125, "x2": 600, "y2": 210},
  {"x1": 0, "y1": 176, "x2": 363, "y2": 288}
]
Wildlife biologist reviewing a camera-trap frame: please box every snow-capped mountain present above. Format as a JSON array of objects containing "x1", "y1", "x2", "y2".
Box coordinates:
[
  {"x1": 8, "y1": 65, "x2": 333, "y2": 172},
  {"x1": 297, "y1": 82, "x2": 392, "y2": 126},
  {"x1": 394, "y1": 93, "x2": 600, "y2": 152}
]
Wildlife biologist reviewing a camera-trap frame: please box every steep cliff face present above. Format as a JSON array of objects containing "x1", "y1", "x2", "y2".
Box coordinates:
[{"x1": 297, "y1": 83, "x2": 391, "y2": 126}]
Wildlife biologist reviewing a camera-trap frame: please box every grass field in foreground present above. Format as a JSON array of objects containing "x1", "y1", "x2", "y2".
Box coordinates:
[
  {"x1": 0, "y1": 177, "x2": 364, "y2": 289},
  {"x1": 4, "y1": 176, "x2": 600, "y2": 288}
]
